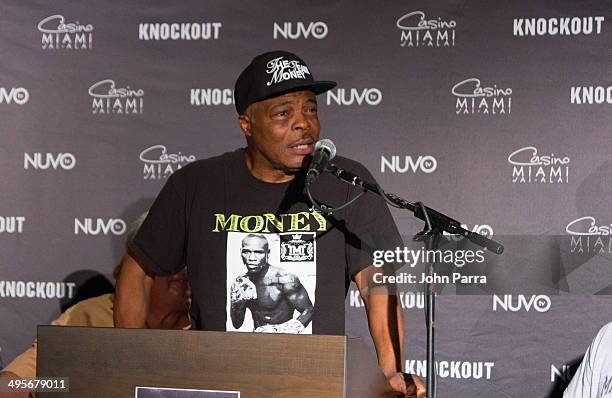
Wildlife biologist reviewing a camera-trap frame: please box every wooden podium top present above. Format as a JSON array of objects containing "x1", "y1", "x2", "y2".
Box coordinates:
[{"x1": 37, "y1": 326, "x2": 394, "y2": 398}]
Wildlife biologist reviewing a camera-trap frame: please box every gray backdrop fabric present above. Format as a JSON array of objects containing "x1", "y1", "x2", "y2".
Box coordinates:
[{"x1": 1, "y1": 1, "x2": 611, "y2": 397}]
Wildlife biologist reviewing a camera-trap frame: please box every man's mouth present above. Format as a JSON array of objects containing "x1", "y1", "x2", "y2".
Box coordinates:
[{"x1": 288, "y1": 139, "x2": 315, "y2": 155}]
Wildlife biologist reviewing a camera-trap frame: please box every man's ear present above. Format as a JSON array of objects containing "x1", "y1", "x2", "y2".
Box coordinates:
[{"x1": 238, "y1": 115, "x2": 251, "y2": 137}]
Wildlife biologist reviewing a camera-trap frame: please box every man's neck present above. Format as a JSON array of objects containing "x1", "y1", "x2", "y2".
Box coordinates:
[{"x1": 244, "y1": 148, "x2": 295, "y2": 183}]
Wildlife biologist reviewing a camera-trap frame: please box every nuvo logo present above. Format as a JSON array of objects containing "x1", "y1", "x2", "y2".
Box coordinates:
[
  {"x1": 326, "y1": 88, "x2": 382, "y2": 106},
  {"x1": 508, "y1": 146, "x2": 570, "y2": 184},
  {"x1": 493, "y1": 295, "x2": 551, "y2": 313},
  {"x1": 190, "y1": 88, "x2": 234, "y2": 106},
  {"x1": 89, "y1": 79, "x2": 144, "y2": 115},
  {"x1": 140, "y1": 144, "x2": 196, "y2": 180},
  {"x1": 381, "y1": 155, "x2": 437, "y2": 174},
  {"x1": 453, "y1": 78, "x2": 512, "y2": 115},
  {"x1": 550, "y1": 364, "x2": 574, "y2": 383},
  {"x1": 273, "y1": 22, "x2": 328, "y2": 39},
  {"x1": 74, "y1": 218, "x2": 127, "y2": 236},
  {"x1": 24, "y1": 153, "x2": 76, "y2": 170},
  {"x1": 0, "y1": 88, "x2": 29, "y2": 105},
  {"x1": 571, "y1": 85, "x2": 612, "y2": 104},
  {"x1": 444, "y1": 224, "x2": 494, "y2": 241},
  {"x1": 566, "y1": 216, "x2": 612, "y2": 254},
  {"x1": 38, "y1": 14, "x2": 93, "y2": 50},
  {"x1": 396, "y1": 11, "x2": 456, "y2": 47},
  {"x1": 513, "y1": 16, "x2": 604, "y2": 37}
]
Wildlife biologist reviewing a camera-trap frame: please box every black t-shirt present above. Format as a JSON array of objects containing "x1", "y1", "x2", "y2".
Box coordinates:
[{"x1": 129, "y1": 148, "x2": 402, "y2": 335}]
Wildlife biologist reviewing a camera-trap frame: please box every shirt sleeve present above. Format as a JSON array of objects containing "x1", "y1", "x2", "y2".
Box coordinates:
[
  {"x1": 564, "y1": 322, "x2": 611, "y2": 398},
  {"x1": 343, "y1": 162, "x2": 404, "y2": 282},
  {"x1": 128, "y1": 173, "x2": 187, "y2": 276}
]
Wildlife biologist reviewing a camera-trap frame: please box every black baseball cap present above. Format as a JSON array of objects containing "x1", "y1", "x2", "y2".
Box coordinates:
[{"x1": 234, "y1": 50, "x2": 337, "y2": 115}]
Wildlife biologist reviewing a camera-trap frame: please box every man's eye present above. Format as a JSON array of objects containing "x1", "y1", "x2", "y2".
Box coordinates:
[{"x1": 276, "y1": 110, "x2": 288, "y2": 116}]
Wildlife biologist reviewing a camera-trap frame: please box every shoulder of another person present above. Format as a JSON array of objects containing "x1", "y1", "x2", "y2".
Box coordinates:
[
  {"x1": 52, "y1": 293, "x2": 114, "y2": 326},
  {"x1": 595, "y1": 321, "x2": 612, "y2": 344}
]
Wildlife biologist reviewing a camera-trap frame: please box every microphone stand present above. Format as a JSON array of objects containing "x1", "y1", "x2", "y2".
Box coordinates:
[{"x1": 315, "y1": 164, "x2": 504, "y2": 398}]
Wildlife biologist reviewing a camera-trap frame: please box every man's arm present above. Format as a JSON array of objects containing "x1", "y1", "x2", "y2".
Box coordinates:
[
  {"x1": 230, "y1": 300, "x2": 248, "y2": 329},
  {"x1": 284, "y1": 276, "x2": 314, "y2": 327},
  {"x1": 113, "y1": 253, "x2": 153, "y2": 328},
  {"x1": 230, "y1": 276, "x2": 258, "y2": 329},
  {"x1": 355, "y1": 265, "x2": 425, "y2": 397},
  {"x1": 354, "y1": 265, "x2": 404, "y2": 377}
]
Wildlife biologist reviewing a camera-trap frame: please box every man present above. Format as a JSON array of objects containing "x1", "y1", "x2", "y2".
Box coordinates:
[
  {"x1": 564, "y1": 322, "x2": 612, "y2": 398},
  {"x1": 116, "y1": 50, "x2": 425, "y2": 397},
  {"x1": 0, "y1": 214, "x2": 190, "y2": 398},
  {"x1": 230, "y1": 233, "x2": 314, "y2": 333}
]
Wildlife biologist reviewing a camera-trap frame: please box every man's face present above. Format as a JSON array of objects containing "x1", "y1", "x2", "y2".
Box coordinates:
[
  {"x1": 241, "y1": 90, "x2": 320, "y2": 173},
  {"x1": 241, "y1": 236, "x2": 269, "y2": 273}
]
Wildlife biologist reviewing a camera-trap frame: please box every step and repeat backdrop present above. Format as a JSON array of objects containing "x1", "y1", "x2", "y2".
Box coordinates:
[{"x1": 0, "y1": 1, "x2": 610, "y2": 397}]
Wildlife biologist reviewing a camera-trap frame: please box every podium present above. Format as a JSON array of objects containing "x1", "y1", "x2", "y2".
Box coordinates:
[{"x1": 37, "y1": 326, "x2": 396, "y2": 397}]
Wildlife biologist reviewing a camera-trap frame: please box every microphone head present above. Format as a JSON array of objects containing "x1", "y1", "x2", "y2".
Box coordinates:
[{"x1": 315, "y1": 139, "x2": 336, "y2": 160}]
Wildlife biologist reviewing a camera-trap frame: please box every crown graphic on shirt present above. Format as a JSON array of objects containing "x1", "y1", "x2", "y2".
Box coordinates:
[{"x1": 292, "y1": 234, "x2": 302, "y2": 240}]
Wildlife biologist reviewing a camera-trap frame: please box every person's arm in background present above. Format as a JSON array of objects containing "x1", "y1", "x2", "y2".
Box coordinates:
[
  {"x1": 113, "y1": 253, "x2": 153, "y2": 328},
  {"x1": 563, "y1": 322, "x2": 612, "y2": 398},
  {"x1": 0, "y1": 370, "x2": 31, "y2": 398},
  {"x1": 0, "y1": 294, "x2": 112, "y2": 398}
]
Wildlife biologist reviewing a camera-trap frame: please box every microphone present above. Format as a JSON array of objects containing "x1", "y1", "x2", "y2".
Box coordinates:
[{"x1": 306, "y1": 139, "x2": 336, "y2": 185}]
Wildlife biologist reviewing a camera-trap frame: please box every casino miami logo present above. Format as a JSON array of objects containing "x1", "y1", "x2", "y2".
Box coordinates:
[
  {"x1": 89, "y1": 79, "x2": 144, "y2": 115},
  {"x1": 508, "y1": 146, "x2": 570, "y2": 184},
  {"x1": 396, "y1": 11, "x2": 456, "y2": 48},
  {"x1": 452, "y1": 78, "x2": 512, "y2": 115},
  {"x1": 566, "y1": 216, "x2": 612, "y2": 254},
  {"x1": 140, "y1": 144, "x2": 196, "y2": 180},
  {"x1": 37, "y1": 14, "x2": 93, "y2": 50}
]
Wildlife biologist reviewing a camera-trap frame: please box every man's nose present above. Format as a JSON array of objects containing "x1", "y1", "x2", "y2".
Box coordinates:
[{"x1": 292, "y1": 110, "x2": 308, "y2": 131}]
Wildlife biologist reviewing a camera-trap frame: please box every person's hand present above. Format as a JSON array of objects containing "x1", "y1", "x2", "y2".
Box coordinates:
[
  {"x1": 254, "y1": 319, "x2": 305, "y2": 334},
  {"x1": 230, "y1": 275, "x2": 257, "y2": 304},
  {"x1": 386, "y1": 372, "x2": 426, "y2": 398}
]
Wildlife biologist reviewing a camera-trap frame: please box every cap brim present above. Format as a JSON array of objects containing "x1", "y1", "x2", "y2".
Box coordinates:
[{"x1": 252, "y1": 80, "x2": 337, "y2": 106}]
